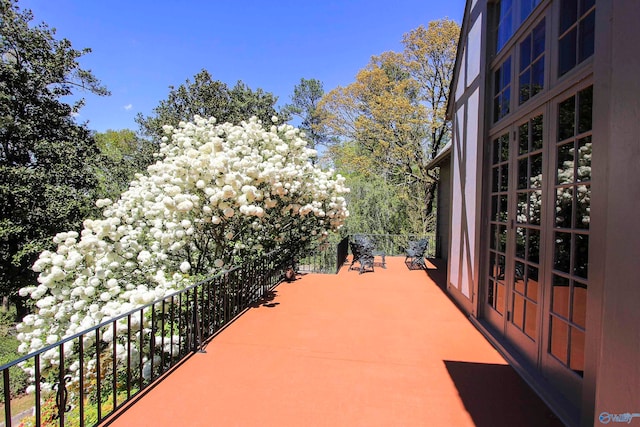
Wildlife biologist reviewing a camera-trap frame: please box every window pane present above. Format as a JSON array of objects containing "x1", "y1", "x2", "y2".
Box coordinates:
[
  {"x1": 492, "y1": 195, "x2": 500, "y2": 220},
  {"x1": 533, "y1": 19, "x2": 546, "y2": 57},
  {"x1": 520, "y1": 35, "x2": 532, "y2": 71},
  {"x1": 518, "y1": 159, "x2": 528, "y2": 190},
  {"x1": 490, "y1": 252, "x2": 498, "y2": 278},
  {"x1": 498, "y1": 226, "x2": 508, "y2": 252},
  {"x1": 560, "y1": 0, "x2": 578, "y2": 34},
  {"x1": 503, "y1": 57, "x2": 512, "y2": 86},
  {"x1": 496, "y1": 282, "x2": 506, "y2": 314},
  {"x1": 531, "y1": 115, "x2": 543, "y2": 151},
  {"x1": 574, "y1": 233, "x2": 589, "y2": 278},
  {"x1": 558, "y1": 96, "x2": 576, "y2": 141},
  {"x1": 572, "y1": 281, "x2": 588, "y2": 328},
  {"x1": 517, "y1": 193, "x2": 528, "y2": 223},
  {"x1": 502, "y1": 88, "x2": 511, "y2": 118},
  {"x1": 577, "y1": 137, "x2": 592, "y2": 182},
  {"x1": 554, "y1": 232, "x2": 572, "y2": 273},
  {"x1": 555, "y1": 187, "x2": 573, "y2": 228},
  {"x1": 578, "y1": 86, "x2": 593, "y2": 133},
  {"x1": 532, "y1": 57, "x2": 544, "y2": 97},
  {"x1": 497, "y1": 0, "x2": 514, "y2": 52},
  {"x1": 557, "y1": 142, "x2": 574, "y2": 184},
  {"x1": 550, "y1": 316, "x2": 569, "y2": 364},
  {"x1": 500, "y1": 164, "x2": 509, "y2": 191},
  {"x1": 578, "y1": 10, "x2": 595, "y2": 63},
  {"x1": 519, "y1": 122, "x2": 529, "y2": 154},
  {"x1": 559, "y1": 29, "x2": 577, "y2": 76},
  {"x1": 519, "y1": 71, "x2": 531, "y2": 104},
  {"x1": 526, "y1": 266, "x2": 539, "y2": 301},
  {"x1": 581, "y1": 0, "x2": 595, "y2": 13},
  {"x1": 521, "y1": 0, "x2": 541, "y2": 23},
  {"x1": 530, "y1": 154, "x2": 542, "y2": 188},
  {"x1": 513, "y1": 294, "x2": 525, "y2": 328},
  {"x1": 490, "y1": 224, "x2": 498, "y2": 250},
  {"x1": 569, "y1": 327, "x2": 585, "y2": 375},
  {"x1": 528, "y1": 229, "x2": 540, "y2": 263},
  {"x1": 498, "y1": 254, "x2": 506, "y2": 279},
  {"x1": 492, "y1": 166, "x2": 500, "y2": 192},
  {"x1": 516, "y1": 227, "x2": 526, "y2": 258},
  {"x1": 529, "y1": 191, "x2": 542, "y2": 225},
  {"x1": 515, "y1": 261, "x2": 525, "y2": 291},
  {"x1": 499, "y1": 134, "x2": 510, "y2": 162},
  {"x1": 500, "y1": 194, "x2": 509, "y2": 222},
  {"x1": 552, "y1": 275, "x2": 571, "y2": 318},
  {"x1": 525, "y1": 299, "x2": 538, "y2": 338},
  {"x1": 576, "y1": 184, "x2": 590, "y2": 229}
]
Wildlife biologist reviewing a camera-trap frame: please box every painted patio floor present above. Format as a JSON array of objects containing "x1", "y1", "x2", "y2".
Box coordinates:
[{"x1": 104, "y1": 257, "x2": 563, "y2": 427}]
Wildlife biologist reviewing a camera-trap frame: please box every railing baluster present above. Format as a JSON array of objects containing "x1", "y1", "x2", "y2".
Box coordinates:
[
  {"x1": 96, "y1": 327, "x2": 101, "y2": 422},
  {"x1": 112, "y1": 321, "x2": 117, "y2": 410},
  {"x1": 126, "y1": 314, "x2": 132, "y2": 400},
  {"x1": 138, "y1": 309, "x2": 144, "y2": 392},
  {"x1": 3, "y1": 368, "x2": 11, "y2": 427},
  {"x1": 35, "y1": 355, "x2": 41, "y2": 427},
  {"x1": 79, "y1": 334, "x2": 85, "y2": 427}
]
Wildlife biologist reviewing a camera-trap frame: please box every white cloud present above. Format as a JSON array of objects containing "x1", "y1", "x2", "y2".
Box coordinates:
[{"x1": 123, "y1": 104, "x2": 133, "y2": 111}]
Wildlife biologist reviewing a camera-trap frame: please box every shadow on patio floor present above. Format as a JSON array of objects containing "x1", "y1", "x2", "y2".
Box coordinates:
[{"x1": 445, "y1": 360, "x2": 564, "y2": 427}]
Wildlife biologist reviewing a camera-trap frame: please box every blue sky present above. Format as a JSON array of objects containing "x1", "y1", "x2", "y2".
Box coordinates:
[{"x1": 20, "y1": 0, "x2": 466, "y2": 133}]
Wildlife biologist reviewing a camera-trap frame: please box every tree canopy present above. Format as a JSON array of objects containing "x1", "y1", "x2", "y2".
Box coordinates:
[
  {"x1": 319, "y1": 19, "x2": 460, "y2": 233},
  {"x1": 0, "y1": 0, "x2": 109, "y2": 311},
  {"x1": 136, "y1": 70, "x2": 279, "y2": 141},
  {"x1": 281, "y1": 78, "x2": 330, "y2": 150}
]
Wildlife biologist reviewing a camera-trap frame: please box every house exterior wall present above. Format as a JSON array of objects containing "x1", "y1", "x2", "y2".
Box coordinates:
[
  {"x1": 448, "y1": 0, "x2": 486, "y2": 315},
  {"x1": 590, "y1": 0, "x2": 640, "y2": 422},
  {"x1": 446, "y1": 0, "x2": 640, "y2": 425}
]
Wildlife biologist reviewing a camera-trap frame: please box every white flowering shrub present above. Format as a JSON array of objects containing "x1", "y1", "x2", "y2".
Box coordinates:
[{"x1": 15, "y1": 116, "x2": 349, "y2": 391}]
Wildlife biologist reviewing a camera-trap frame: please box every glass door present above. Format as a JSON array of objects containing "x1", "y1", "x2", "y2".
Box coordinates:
[
  {"x1": 484, "y1": 113, "x2": 545, "y2": 365},
  {"x1": 504, "y1": 114, "x2": 544, "y2": 361}
]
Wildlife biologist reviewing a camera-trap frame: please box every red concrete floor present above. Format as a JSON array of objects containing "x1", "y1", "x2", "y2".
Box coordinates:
[{"x1": 104, "y1": 257, "x2": 563, "y2": 427}]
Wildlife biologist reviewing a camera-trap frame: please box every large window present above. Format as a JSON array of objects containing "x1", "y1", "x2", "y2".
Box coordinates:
[
  {"x1": 519, "y1": 19, "x2": 545, "y2": 104},
  {"x1": 495, "y1": 0, "x2": 543, "y2": 53},
  {"x1": 493, "y1": 57, "x2": 512, "y2": 122},
  {"x1": 558, "y1": 0, "x2": 596, "y2": 76}
]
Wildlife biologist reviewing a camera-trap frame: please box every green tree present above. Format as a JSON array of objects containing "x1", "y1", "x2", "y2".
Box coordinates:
[
  {"x1": 136, "y1": 69, "x2": 279, "y2": 141},
  {"x1": 0, "y1": 0, "x2": 109, "y2": 316},
  {"x1": 330, "y1": 141, "x2": 412, "y2": 235},
  {"x1": 281, "y1": 78, "x2": 330, "y2": 150},
  {"x1": 93, "y1": 129, "x2": 156, "y2": 200}
]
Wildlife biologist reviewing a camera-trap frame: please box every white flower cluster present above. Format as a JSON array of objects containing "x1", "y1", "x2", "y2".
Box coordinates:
[{"x1": 16, "y1": 116, "x2": 349, "y2": 384}]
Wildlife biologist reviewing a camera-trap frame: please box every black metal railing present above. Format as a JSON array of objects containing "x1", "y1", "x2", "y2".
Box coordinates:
[
  {"x1": 295, "y1": 236, "x2": 349, "y2": 274},
  {"x1": 0, "y1": 250, "x2": 292, "y2": 427}
]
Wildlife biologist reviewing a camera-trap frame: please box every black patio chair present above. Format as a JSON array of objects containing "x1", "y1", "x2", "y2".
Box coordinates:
[
  {"x1": 405, "y1": 239, "x2": 429, "y2": 270},
  {"x1": 349, "y1": 236, "x2": 375, "y2": 274}
]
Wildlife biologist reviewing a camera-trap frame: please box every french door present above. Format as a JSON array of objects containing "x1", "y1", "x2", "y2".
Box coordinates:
[
  {"x1": 482, "y1": 85, "x2": 592, "y2": 407},
  {"x1": 484, "y1": 112, "x2": 545, "y2": 365}
]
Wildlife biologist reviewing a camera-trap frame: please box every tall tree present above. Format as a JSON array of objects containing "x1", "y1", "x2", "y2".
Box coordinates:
[
  {"x1": 93, "y1": 129, "x2": 156, "y2": 200},
  {"x1": 281, "y1": 78, "x2": 329, "y2": 150},
  {"x1": 0, "y1": 0, "x2": 109, "y2": 314},
  {"x1": 318, "y1": 19, "x2": 459, "y2": 233},
  {"x1": 136, "y1": 70, "x2": 279, "y2": 141},
  {"x1": 402, "y1": 19, "x2": 459, "y2": 159}
]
